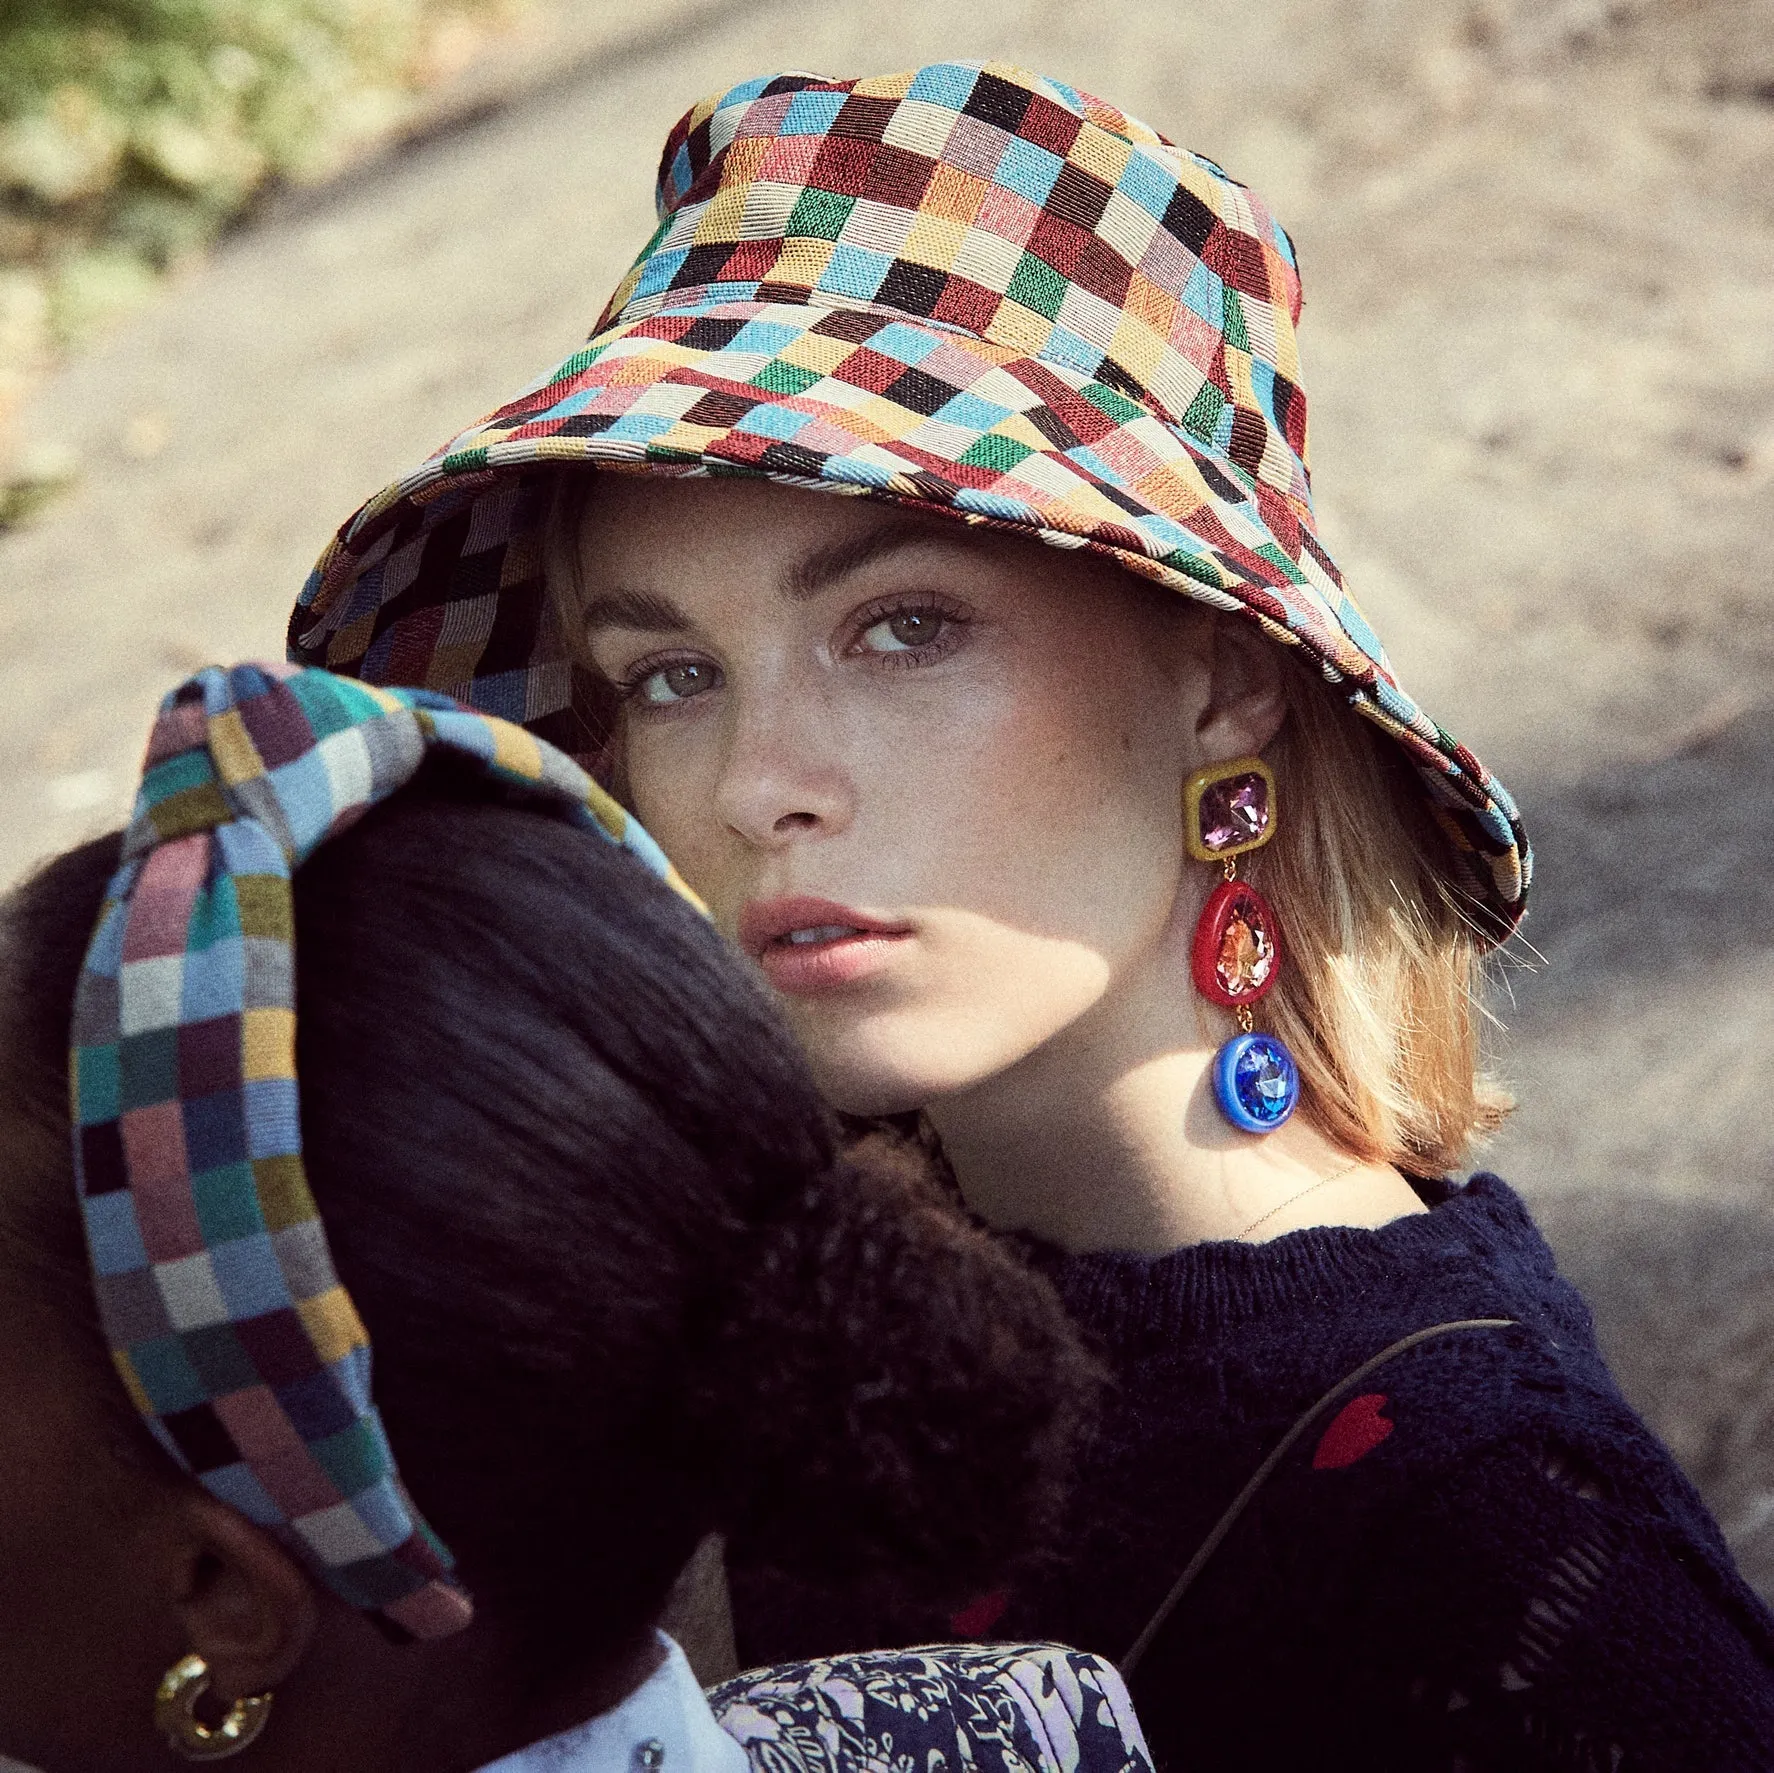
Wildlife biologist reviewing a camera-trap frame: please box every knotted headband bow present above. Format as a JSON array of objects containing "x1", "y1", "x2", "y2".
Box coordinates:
[{"x1": 69, "y1": 662, "x2": 701, "y2": 1639}]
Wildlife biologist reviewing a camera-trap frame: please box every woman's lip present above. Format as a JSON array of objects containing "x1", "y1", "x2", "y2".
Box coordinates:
[
  {"x1": 736, "y1": 894, "x2": 912, "y2": 960},
  {"x1": 756, "y1": 928, "x2": 911, "y2": 996}
]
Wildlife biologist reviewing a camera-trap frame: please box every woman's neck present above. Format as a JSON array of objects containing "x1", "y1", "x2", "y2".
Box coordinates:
[
  {"x1": 254, "y1": 1617, "x2": 664, "y2": 1773},
  {"x1": 925, "y1": 937, "x2": 1423, "y2": 1257}
]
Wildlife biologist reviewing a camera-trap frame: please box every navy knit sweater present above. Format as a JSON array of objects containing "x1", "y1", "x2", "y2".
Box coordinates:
[
  {"x1": 731, "y1": 1174, "x2": 1774, "y2": 1772},
  {"x1": 1016, "y1": 1173, "x2": 1774, "y2": 1772}
]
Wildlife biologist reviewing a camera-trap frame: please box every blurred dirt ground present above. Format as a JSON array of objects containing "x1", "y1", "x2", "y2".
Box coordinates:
[{"x1": 1, "y1": 0, "x2": 1771, "y2": 1591}]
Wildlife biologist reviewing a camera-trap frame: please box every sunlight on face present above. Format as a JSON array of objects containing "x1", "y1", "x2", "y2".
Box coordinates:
[{"x1": 575, "y1": 475, "x2": 1208, "y2": 1115}]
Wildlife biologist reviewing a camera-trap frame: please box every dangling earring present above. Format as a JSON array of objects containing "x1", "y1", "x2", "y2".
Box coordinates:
[
  {"x1": 155, "y1": 1654, "x2": 273, "y2": 1761},
  {"x1": 1183, "y1": 756, "x2": 1299, "y2": 1134}
]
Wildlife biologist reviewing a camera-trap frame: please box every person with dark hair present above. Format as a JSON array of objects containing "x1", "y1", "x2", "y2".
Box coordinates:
[{"x1": 0, "y1": 662, "x2": 1143, "y2": 1773}]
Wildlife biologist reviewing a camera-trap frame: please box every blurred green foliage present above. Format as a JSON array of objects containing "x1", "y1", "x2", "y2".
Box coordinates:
[{"x1": 0, "y1": 0, "x2": 502, "y2": 370}]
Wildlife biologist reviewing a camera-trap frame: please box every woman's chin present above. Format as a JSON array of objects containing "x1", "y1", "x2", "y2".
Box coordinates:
[
  {"x1": 805, "y1": 1045, "x2": 950, "y2": 1119},
  {"x1": 793, "y1": 1013, "x2": 1044, "y2": 1121}
]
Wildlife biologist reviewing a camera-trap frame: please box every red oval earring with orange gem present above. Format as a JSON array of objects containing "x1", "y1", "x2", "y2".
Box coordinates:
[
  {"x1": 1192, "y1": 877, "x2": 1284, "y2": 1009},
  {"x1": 1183, "y1": 757, "x2": 1299, "y2": 1133}
]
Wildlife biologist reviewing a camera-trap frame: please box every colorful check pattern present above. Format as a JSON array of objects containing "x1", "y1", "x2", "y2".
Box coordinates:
[
  {"x1": 69, "y1": 662, "x2": 700, "y2": 1640},
  {"x1": 290, "y1": 60, "x2": 1528, "y2": 935}
]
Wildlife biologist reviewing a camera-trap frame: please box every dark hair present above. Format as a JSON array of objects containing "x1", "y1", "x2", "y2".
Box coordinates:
[{"x1": 0, "y1": 768, "x2": 1098, "y2": 1675}]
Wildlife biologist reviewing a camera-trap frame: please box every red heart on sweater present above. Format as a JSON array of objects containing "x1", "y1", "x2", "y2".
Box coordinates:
[
  {"x1": 949, "y1": 1589, "x2": 1009, "y2": 1637},
  {"x1": 1312, "y1": 1393, "x2": 1394, "y2": 1469}
]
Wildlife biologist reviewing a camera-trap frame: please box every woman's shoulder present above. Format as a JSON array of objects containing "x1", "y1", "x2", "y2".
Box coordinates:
[
  {"x1": 1067, "y1": 1181, "x2": 1774, "y2": 1767},
  {"x1": 1323, "y1": 1327, "x2": 1774, "y2": 1767},
  {"x1": 710, "y1": 1642, "x2": 1154, "y2": 1773},
  {"x1": 1052, "y1": 1169, "x2": 1774, "y2": 1641},
  {"x1": 1297, "y1": 1301, "x2": 1749, "y2": 1602}
]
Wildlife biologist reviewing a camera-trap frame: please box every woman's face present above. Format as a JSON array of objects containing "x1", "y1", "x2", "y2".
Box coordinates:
[{"x1": 577, "y1": 476, "x2": 1228, "y2": 1116}]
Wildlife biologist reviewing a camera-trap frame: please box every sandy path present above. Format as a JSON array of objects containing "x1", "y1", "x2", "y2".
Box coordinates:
[{"x1": 1, "y1": 0, "x2": 1771, "y2": 1595}]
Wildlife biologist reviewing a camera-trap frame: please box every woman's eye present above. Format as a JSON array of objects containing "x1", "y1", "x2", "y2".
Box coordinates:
[
  {"x1": 632, "y1": 660, "x2": 721, "y2": 706},
  {"x1": 861, "y1": 609, "x2": 946, "y2": 653}
]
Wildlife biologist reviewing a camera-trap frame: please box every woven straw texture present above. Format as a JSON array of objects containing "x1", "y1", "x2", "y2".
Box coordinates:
[
  {"x1": 289, "y1": 60, "x2": 1528, "y2": 934},
  {"x1": 69, "y1": 662, "x2": 698, "y2": 1640}
]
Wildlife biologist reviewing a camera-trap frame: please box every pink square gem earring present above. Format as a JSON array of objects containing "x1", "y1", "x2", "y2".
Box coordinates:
[{"x1": 1183, "y1": 757, "x2": 1299, "y2": 1134}]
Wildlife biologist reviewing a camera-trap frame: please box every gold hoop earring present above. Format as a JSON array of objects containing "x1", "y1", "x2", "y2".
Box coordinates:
[{"x1": 155, "y1": 1654, "x2": 273, "y2": 1762}]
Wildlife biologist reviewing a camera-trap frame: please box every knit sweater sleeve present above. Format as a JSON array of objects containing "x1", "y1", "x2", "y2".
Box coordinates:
[{"x1": 1342, "y1": 1363, "x2": 1774, "y2": 1772}]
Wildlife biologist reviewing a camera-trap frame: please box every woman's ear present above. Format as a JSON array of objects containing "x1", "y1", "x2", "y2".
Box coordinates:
[
  {"x1": 164, "y1": 1492, "x2": 319, "y2": 1704},
  {"x1": 1193, "y1": 614, "x2": 1286, "y2": 764}
]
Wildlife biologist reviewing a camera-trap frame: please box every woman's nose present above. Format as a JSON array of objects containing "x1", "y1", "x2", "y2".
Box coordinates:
[{"x1": 713, "y1": 693, "x2": 854, "y2": 849}]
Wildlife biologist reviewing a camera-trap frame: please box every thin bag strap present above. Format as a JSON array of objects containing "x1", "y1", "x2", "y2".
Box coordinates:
[{"x1": 1119, "y1": 1316, "x2": 1517, "y2": 1677}]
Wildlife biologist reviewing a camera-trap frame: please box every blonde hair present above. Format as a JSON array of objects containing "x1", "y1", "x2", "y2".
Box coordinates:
[
  {"x1": 547, "y1": 471, "x2": 1508, "y2": 1177},
  {"x1": 1244, "y1": 662, "x2": 1510, "y2": 1175}
]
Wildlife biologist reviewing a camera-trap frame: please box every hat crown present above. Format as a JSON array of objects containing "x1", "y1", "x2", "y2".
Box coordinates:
[{"x1": 602, "y1": 62, "x2": 1313, "y2": 516}]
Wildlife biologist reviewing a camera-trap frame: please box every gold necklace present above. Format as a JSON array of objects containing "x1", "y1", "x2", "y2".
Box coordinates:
[{"x1": 1234, "y1": 1160, "x2": 1364, "y2": 1242}]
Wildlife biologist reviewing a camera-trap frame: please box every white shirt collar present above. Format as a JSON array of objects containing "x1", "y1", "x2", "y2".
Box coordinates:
[{"x1": 476, "y1": 1634, "x2": 748, "y2": 1773}]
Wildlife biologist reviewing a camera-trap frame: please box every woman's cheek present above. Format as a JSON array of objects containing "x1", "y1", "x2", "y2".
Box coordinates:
[
  {"x1": 895, "y1": 734, "x2": 1179, "y2": 956},
  {"x1": 624, "y1": 740, "x2": 727, "y2": 889},
  {"x1": 781, "y1": 915, "x2": 1117, "y2": 1113}
]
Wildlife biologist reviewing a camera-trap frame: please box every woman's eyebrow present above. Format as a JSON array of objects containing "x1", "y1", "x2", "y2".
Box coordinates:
[
  {"x1": 580, "y1": 588, "x2": 692, "y2": 635},
  {"x1": 582, "y1": 521, "x2": 979, "y2": 632},
  {"x1": 784, "y1": 521, "x2": 981, "y2": 602}
]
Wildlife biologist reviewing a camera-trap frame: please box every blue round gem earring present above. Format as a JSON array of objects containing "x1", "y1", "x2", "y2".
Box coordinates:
[{"x1": 1183, "y1": 756, "x2": 1300, "y2": 1134}]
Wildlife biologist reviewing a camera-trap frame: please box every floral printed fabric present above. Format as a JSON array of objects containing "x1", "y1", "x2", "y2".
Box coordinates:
[{"x1": 709, "y1": 1643, "x2": 1154, "y2": 1773}]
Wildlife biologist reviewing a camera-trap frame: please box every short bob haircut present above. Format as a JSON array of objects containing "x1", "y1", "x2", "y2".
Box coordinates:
[{"x1": 544, "y1": 470, "x2": 1510, "y2": 1182}]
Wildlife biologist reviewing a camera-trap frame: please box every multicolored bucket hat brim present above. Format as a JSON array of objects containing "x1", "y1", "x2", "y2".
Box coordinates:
[{"x1": 289, "y1": 61, "x2": 1528, "y2": 937}]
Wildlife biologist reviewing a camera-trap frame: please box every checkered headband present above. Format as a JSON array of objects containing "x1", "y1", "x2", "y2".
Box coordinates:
[
  {"x1": 289, "y1": 60, "x2": 1529, "y2": 936},
  {"x1": 69, "y1": 662, "x2": 701, "y2": 1641}
]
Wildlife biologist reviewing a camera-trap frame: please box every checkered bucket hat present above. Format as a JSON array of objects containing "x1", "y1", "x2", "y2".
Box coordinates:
[
  {"x1": 289, "y1": 60, "x2": 1529, "y2": 935},
  {"x1": 70, "y1": 662, "x2": 700, "y2": 1641}
]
